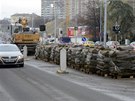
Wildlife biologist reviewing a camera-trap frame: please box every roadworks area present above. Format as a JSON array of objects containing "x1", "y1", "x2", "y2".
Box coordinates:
[{"x1": 34, "y1": 44, "x2": 135, "y2": 79}]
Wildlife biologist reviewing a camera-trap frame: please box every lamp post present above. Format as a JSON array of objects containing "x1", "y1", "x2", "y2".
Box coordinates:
[{"x1": 51, "y1": 2, "x2": 57, "y2": 44}]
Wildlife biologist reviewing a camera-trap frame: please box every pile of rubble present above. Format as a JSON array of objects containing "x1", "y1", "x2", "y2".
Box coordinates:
[{"x1": 35, "y1": 44, "x2": 135, "y2": 78}]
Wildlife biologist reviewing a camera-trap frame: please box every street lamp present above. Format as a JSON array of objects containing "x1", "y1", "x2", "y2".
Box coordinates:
[{"x1": 51, "y1": 2, "x2": 57, "y2": 44}]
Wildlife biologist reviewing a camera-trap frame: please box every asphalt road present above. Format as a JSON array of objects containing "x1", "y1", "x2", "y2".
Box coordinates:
[{"x1": 0, "y1": 63, "x2": 125, "y2": 101}]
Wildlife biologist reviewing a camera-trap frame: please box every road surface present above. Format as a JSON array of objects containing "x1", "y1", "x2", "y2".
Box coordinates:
[{"x1": 0, "y1": 58, "x2": 134, "y2": 101}]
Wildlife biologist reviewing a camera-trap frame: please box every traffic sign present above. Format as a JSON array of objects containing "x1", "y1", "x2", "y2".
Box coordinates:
[
  {"x1": 82, "y1": 37, "x2": 87, "y2": 42},
  {"x1": 74, "y1": 26, "x2": 78, "y2": 30}
]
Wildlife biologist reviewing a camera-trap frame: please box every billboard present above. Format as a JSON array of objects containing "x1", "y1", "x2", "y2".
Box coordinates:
[
  {"x1": 67, "y1": 26, "x2": 90, "y2": 37},
  {"x1": 67, "y1": 27, "x2": 74, "y2": 37},
  {"x1": 67, "y1": 26, "x2": 100, "y2": 41}
]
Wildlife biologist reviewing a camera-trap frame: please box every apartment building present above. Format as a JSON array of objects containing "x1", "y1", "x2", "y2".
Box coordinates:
[
  {"x1": 41, "y1": 0, "x2": 88, "y2": 20},
  {"x1": 41, "y1": 0, "x2": 65, "y2": 19}
]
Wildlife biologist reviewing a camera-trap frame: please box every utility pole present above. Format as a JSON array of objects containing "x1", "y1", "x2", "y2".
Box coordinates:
[
  {"x1": 51, "y1": 2, "x2": 57, "y2": 44},
  {"x1": 100, "y1": 0, "x2": 103, "y2": 42},
  {"x1": 54, "y1": 2, "x2": 57, "y2": 44},
  {"x1": 75, "y1": 0, "x2": 78, "y2": 44},
  {"x1": 103, "y1": 0, "x2": 107, "y2": 47},
  {"x1": 66, "y1": 0, "x2": 70, "y2": 36},
  {"x1": 32, "y1": 13, "x2": 34, "y2": 29}
]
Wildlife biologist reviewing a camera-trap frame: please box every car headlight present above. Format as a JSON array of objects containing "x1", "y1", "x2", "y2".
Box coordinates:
[{"x1": 18, "y1": 55, "x2": 24, "y2": 59}]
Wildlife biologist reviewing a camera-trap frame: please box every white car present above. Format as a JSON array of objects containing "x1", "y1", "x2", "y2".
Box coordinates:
[
  {"x1": 0, "y1": 44, "x2": 24, "y2": 67},
  {"x1": 95, "y1": 41, "x2": 104, "y2": 46},
  {"x1": 106, "y1": 41, "x2": 120, "y2": 48},
  {"x1": 130, "y1": 42, "x2": 135, "y2": 49}
]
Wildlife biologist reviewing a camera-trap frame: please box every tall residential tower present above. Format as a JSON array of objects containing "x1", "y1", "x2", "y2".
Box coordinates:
[{"x1": 41, "y1": 0, "x2": 88, "y2": 20}]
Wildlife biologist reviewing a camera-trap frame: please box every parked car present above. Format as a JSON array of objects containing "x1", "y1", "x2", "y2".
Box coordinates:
[
  {"x1": 130, "y1": 41, "x2": 135, "y2": 49},
  {"x1": 0, "y1": 44, "x2": 24, "y2": 67},
  {"x1": 83, "y1": 41, "x2": 95, "y2": 47},
  {"x1": 95, "y1": 41, "x2": 104, "y2": 46},
  {"x1": 106, "y1": 41, "x2": 120, "y2": 49}
]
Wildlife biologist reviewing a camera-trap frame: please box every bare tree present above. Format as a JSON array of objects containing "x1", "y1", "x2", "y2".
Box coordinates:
[
  {"x1": 28, "y1": 16, "x2": 44, "y2": 28},
  {"x1": 77, "y1": 0, "x2": 100, "y2": 41},
  {"x1": 0, "y1": 19, "x2": 10, "y2": 32}
]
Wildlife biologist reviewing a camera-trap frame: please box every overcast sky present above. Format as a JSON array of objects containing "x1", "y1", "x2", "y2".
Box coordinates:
[{"x1": 0, "y1": 0, "x2": 41, "y2": 19}]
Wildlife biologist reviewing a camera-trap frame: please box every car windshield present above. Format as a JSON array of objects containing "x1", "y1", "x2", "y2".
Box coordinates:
[{"x1": 0, "y1": 45, "x2": 20, "y2": 52}]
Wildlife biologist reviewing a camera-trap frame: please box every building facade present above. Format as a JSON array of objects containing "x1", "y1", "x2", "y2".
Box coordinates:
[
  {"x1": 10, "y1": 13, "x2": 39, "y2": 25},
  {"x1": 41, "y1": 0, "x2": 88, "y2": 20},
  {"x1": 41, "y1": 0, "x2": 65, "y2": 20}
]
